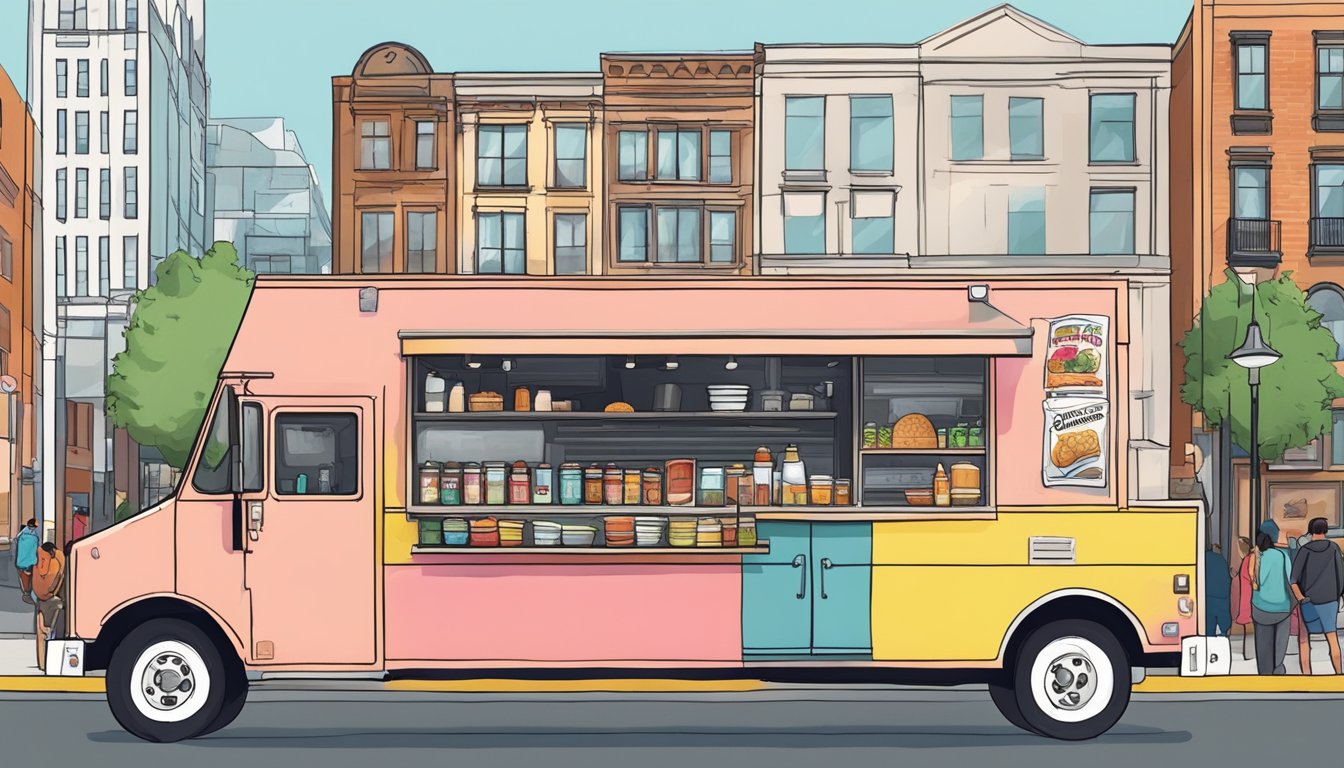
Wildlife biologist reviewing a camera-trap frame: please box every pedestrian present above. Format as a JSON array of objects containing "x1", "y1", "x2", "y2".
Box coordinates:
[
  {"x1": 1290, "y1": 517, "x2": 1344, "y2": 675},
  {"x1": 1251, "y1": 520, "x2": 1294, "y2": 675},
  {"x1": 12, "y1": 518, "x2": 38, "y2": 605},
  {"x1": 32, "y1": 542, "x2": 65, "y2": 672},
  {"x1": 1233, "y1": 536, "x2": 1255, "y2": 658},
  {"x1": 1205, "y1": 543, "x2": 1232, "y2": 636}
]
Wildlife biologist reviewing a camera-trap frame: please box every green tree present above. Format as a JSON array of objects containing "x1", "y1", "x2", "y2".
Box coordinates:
[
  {"x1": 1181, "y1": 270, "x2": 1344, "y2": 462},
  {"x1": 106, "y1": 242, "x2": 254, "y2": 469}
]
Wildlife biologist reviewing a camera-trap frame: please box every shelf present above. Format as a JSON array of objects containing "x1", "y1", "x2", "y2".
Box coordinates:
[
  {"x1": 407, "y1": 504, "x2": 751, "y2": 517},
  {"x1": 750, "y1": 506, "x2": 996, "y2": 521},
  {"x1": 860, "y1": 448, "x2": 986, "y2": 456},
  {"x1": 413, "y1": 411, "x2": 838, "y2": 421},
  {"x1": 411, "y1": 542, "x2": 771, "y2": 556}
]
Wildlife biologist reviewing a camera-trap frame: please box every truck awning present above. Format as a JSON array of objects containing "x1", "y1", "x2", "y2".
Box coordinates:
[{"x1": 397, "y1": 282, "x2": 1033, "y2": 357}]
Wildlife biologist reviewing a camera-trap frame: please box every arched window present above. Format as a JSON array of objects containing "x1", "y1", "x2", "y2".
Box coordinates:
[{"x1": 1308, "y1": 284, "x2": 1344, "y2": 360}]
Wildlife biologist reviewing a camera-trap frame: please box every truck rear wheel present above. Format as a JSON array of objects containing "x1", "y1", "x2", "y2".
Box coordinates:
[
  {"x1": 106, "y1": 618, "x2": 234, "y2": 742},
  {"x1": 1001, "y1": 619, "x2": 1131, "y2": 740}
]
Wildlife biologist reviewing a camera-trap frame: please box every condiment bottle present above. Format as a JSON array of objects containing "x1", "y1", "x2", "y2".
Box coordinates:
[
  {"x1": 534, "y1": 389, "x2": 553, "y2": 412},
  {"x1": 752, "y1": 446, "x2": 773, "y2": 506},
  {"x1": 933, "y1": 463, "x2": 951, "y2": 507},
  {"x1": 781, "y1": 444, "x2": 807, "y2": 506},
  {"x1": 533, "y1": 463, "x2": 553, "y2": 504},
  {"x1": 508, "y1": 461, "x2": 531, "y2": 504},
  {"x1": 604, "y1": 464, "x2": 624, "y2": 505},
  {"x1": 514, "y1": 386, "x2": 531, "y2": 412},
  {"x1": 448, "y1": 382, "x2": 466, "y2": 413},
  {"x1": 425, "y1": 374, "x2": 446, "y2": 413}
]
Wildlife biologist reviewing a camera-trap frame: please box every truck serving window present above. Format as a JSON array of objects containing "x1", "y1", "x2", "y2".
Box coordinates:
[{"x1": 275, "y1": 413, "x2": 359, "y2": 495}]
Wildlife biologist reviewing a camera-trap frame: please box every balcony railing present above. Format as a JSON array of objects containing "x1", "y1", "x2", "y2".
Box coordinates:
[
  {"x1": 1310, "y1": 217, "x2": 1344, "y2": 255},
  {"x1": 1226, "y1": 217, "x2": 1282, "y2": 267}
]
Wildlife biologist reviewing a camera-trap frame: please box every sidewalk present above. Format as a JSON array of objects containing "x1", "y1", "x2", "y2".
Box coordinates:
[{"x1": 0, "y1": 582, "x2": 35, "y2": 637}]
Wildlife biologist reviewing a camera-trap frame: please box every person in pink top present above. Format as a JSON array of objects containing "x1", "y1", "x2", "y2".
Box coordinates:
[{"x1": 1233, "y1": 536, "x2": 1255, "y2": 657}]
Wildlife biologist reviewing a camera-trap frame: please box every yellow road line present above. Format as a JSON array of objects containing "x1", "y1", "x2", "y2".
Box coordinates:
[
  {"x1": 0, "y1": 676, "x2": 105, "y2": 693},
  {"x1": 1137, "y1": 675, "x2": 1344, "y2": 694},
  {"x1": 384, "y1": 678, "x2": 766, "y2": 693}
]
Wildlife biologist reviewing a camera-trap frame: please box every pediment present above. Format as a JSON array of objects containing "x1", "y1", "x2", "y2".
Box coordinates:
[{"x1": 921, "y1": 4, "x2": 1084, "y2": 60}]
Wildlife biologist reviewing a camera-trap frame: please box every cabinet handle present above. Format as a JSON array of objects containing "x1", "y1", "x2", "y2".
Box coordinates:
[
  {"x1": 820, "y1": 557, "x2": 833, "y2": 599},
  {"x1": 792, "y1": 554, "x2": 807, "y2": 599}
]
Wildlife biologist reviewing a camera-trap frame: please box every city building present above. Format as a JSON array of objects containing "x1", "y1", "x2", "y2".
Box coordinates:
[
  {"x1": 29, "y1": 0, "x2": 208, "y2": 543},
  {"x1": 207, "y1": 116, "x2": 332, "y2": 274},
  {"x1": 0, "y1": 65, "x2": 40, "y2": 550},
  {"x1": 1171, "y1": 0, "x2": 1344, "y2": 553},
  {"x1": 756, "y1": 5, "x2": 1174, "y2": 502}
]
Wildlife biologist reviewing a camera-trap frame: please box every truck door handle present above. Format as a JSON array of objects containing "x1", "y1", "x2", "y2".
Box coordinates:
[
  {"x1": 792, "y1": 554, "x2": 807, "y2": 599},
  {"x1": 247, "y1": 501, "x2": 265, "y2": 541},
  {"x1": 820, "y1": 557, "x2": 833, "y2": 599}
]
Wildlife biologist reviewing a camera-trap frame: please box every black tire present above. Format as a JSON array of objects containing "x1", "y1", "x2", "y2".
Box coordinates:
[
  {"x1": 988, "y1": 678, "x2": 1041, "y2": 735},
  {"x1": 106, "y1": 618, "x2": 232, "y2": 743},
  {"x1": 197, "y1": 655, "x2": 249, "y2": 736},
  {"x1": 1009, "y1": 619, "x2": 1131, "y2": 740}
]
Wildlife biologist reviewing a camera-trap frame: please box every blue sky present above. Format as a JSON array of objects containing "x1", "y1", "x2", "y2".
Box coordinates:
[{"x1": 0, "y1": 0, "x2": 1193, "y2": 206}]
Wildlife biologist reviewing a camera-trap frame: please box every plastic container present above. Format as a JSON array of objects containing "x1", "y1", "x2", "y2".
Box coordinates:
[
  {"x1": 559, "y1": 463, "x2": 584, "y2": 505},
  {"x1": 533, "y1": 464, "x2": 553, "y2": 504},
  {"x1": 439, "y1": 462, "x2": 462, "y2": 505},
  {"x1": 484, "y1": 462, "x2": 507, "y2": 505},
  {"x1": 808, "y1": 475, "x2": 834, "y2": 506},
  {"x1": 699, "y1": 467, "x2": 726, "y2": 506},
  {"x1": 462, "y1": 463, "x2": 482, "y2": 505},
  {"x1": 424, "y1": 374, "x2": 446, "y2": 412}
]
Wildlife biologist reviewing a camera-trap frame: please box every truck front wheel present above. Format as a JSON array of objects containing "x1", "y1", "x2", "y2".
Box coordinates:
[
  {"x1": 106, "y1": 618, "x2": 237, "y2": 742},
  {"x1": 998, "y1": 619, "x2": 1131, "y2": 740}
]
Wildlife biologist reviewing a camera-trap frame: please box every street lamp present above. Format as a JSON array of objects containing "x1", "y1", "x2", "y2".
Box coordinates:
[{"x1": 1228, "y1": 311, "x2": 1281, "y2": 537}]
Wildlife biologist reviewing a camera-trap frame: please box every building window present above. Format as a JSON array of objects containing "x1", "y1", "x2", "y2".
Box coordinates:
[
  {"x1": 76, "y1": 59, "x2": 88, "y2": 97},
  {"x1": 850, "y1": 190, "x2": 894, "y2": 254},
  {"x1": 1009, "y1": 97, "x2": 1044, "y2": 160},
  {"x1": 123, "y1": 235, "x2": 138, "y2": 288},
  {"x1": 618, "y1": 130, "x2": 647, "y2": 181},
  {"x1": 1089, "y1": 189, "x2": 1135, "y2": 255},
  {"x1": 655, "y1": 129, "x2": 700, "y2": 182},
  {"x1": 617, "y1": 207, "x2": 648, "y2": 262},
  {"x1": 359, "y1": 120, "x2": 391, "y2": 170},
  {"x1": 1089, "y1": 93, "x2": 1136, "y2": 163},
  {"x1": 1008, "y1": 187, "x2": 1046, "y2": 255},
  {"x1": 708, "y1": 130, "x2": 733, "y2": 184},
  {"x1": 414, "y1": 120, "x2": 434, "y2": 169},
  {"x1": 98, "y1": 236, "x2": 109, "y2": 295},
  {"x1": 1310, "y1": 285, "x2": 1344, "y2": 361},
  {"x1": 656, "y1": 207, "x2": 702, "y2": 262},
  {"x1": 99, "y1": 111, "x2": 108, "y2": 154},
  {"x1": 123, "y1": 110, "x2": 137, "y2": 153},
  {"x1": 99, "y1": 58, "x2": 107, "y2": 97},
  {"x1": 476, "y1": 211, "x2": 525, "y2": 274},
  {"x1": 55, "y1": 60, "x2": 67, "y2": 98},
  {"x1": 1312, "y1": 163, "x2": 1344, "y2": 253},
  {"x1": 126, "y1": 0, "x2": 138, "y2": 31},
  {"x1": 58, "y1": 0, "x2": 87, "y2": 30},
  {"x1": 405, "y1": 211, "x2": 436, "y2": 273},
  {"x1": 1318, "y1": 36, "x2": 1344, "y2": 130},
  {"x1": 1235, "y1": 39, "x2": 1268, "y2": 110},
  {"x1": 56, "y1": 237, "x2": 66, "y2": 296},
  {"x1": 850, "y1": 96, "x2": 893, "y2": 172},
  {"x1": 123, "y1": 166, "x2": 137, "y2": 218},
  {"x1": 75, "y1": 168, "x2": 87, "y2": 218},
  {"x1": 554, "y1": 213, "x2": 587, "y2": 275},
  {"x1": 553, "y1": 124, "x2": 586, "y2": 188},
  {"x1": 56, "y1": 110, "x2": 66, "y2": 154},
  {"x1": 99, "y1": 168, "x2": 110, "y2": 219},
  {"x1": 709, "y1": 211, "x2": 736, "y2": 263},
  {"x1": 785, "y1": 96, "x2": 825, "y2": 172},
  {"x1": 1234, "y1": 166, "x2": 1269, "y2": 219},
  {"x1": 55, "y1": 168, "x2": 67, "y2": 221},
  {"x1": 124, "y1": 59, "x2": 137, "y2": 97},
  {"x1": 75, "y1": 111, "x2": 88, "y2": 154},
  {"x1": 0, "y1": 228, "x2": 11, "y2": 281},
  {"x1": 75, "y1": 236, "x2": 88, "y2": 296},
  {"x1": 360, "y1": 211, "x2": 394, "y2": 273},
  {"x1": 783, "y1": 191, "x2": 826, "y2": 254},
  {"x1": 950, "y1": 95, "x2": 984, "y2": 161},
  {"x1": 477, "y1": 124, "x2": 527, "y2": 187}
]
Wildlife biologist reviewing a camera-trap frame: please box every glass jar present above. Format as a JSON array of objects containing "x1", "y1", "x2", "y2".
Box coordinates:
[
  {"x1": 862, "y1": 422, "x2": 878, "y2": 449},
  {"x1": 439, "y1": 461, "x2": 462, "y2": 506},
  {"x1": 624, "y1": 469, "x2": 642, "y2": 505},
  {"x1": 604, "y1": 464, "x2": 624, "y2": 505},
  {"x1": 808, "y1": 475, "x2": 834, "y2": 506},
  {"x1": 642, "y1": 468, "x2": 663, "y2": 505},
  {"x1": 584, "y1": 465, "x2": 605, "y2": 505},
  {"x1": 737, "y1": 519, "x2": 757, "y2": 547},
  {"x1": 462, "y1": 463, "x2": 482, "y2": 505},
  {"x1": 484, "y1": 462, "x2": 507, "y2": 505},
  {"x1": 533, "y1": 464, "x2": 553, "y2": 504},
  {"x1": 725, "y1": 465, "x2": 748, "y2": 505},
  {"x1": 666, "y1": 458, "x2": 696, "y2": 506},
  {"x1": 969, "y1": 423, "x2": 984, "y2": 447},
  {"x1": 878, "y1": 425, "x2": 893, "y2": 449},
  {"x1": 699, "y1": 467, "x2": 726, "y2": 507},
  {"x1": 937, "y1": 428, "x2": 948, "y2": 448},
  {"x1": 509, "y1": 461, "x2": 531, "y2": 504},
  {"x1": 949, "y1": 423, "x2": 969, "y2": 448},
  {"x1": 835, "y1": 479, "x2": 852, "y2": 506},
  {"x1": 418, "y1": 462, "x2": 441, "y2": 505},
  {"x1": 559, "y1": 463, "x2": 584, "y2": 505}
]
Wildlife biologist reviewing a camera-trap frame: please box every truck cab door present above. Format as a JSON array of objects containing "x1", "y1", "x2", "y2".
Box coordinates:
[{"x1": 243, "y1": 398, "x2": 376, "y2": 667}]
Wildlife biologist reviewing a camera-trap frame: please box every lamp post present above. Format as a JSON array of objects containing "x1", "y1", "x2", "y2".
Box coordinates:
[{"x1": 1228, "y1": 309, "x2": 1281, "y2": 538}]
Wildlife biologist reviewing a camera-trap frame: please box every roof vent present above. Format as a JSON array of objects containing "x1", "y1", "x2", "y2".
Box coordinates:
[{"x1": 1028, "y1": 536, "x2": 1076, "y2": 565}]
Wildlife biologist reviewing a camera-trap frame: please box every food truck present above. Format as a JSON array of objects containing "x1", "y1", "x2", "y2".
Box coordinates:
[{"x1": 60, "y1": 277, "x2": 1200, "y2": 742}]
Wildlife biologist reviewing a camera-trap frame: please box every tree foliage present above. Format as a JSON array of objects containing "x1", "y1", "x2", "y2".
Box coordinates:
[
  {"x1": 106, "y1": 242, "x2": 254, "y2": 469},
  {"x1": 1181, "y1": 271, "x2": 1344, "y2": 462}
]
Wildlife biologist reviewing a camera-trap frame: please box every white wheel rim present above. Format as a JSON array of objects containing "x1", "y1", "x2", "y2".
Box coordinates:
[
  {"x1": 1029, "y1": 636, "x2": 1114, "y2": 724},
  {"x1": 129, "y1": 640, "x2": 211, "y2": 723}
]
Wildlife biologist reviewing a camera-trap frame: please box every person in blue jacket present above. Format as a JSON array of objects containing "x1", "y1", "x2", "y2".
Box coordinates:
[
  {"x1": 12, "y1": 518, "x2": 39, "y2": 604},
  {"x1": 1204, "y1": 543, "x2": 1233, "y2": 635}
]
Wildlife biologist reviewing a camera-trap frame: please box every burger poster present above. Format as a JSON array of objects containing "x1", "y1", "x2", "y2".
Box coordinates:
[{"x1": 1044, "y1": 315, "x2": 1108, "y2": 394}]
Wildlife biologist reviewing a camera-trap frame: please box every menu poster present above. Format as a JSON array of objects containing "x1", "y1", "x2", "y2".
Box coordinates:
[
  {"x1": 1045, "y1": 315, "x2": 1108, "y2": 394},
  {"x1": 1042, "y1": 397, "x2": 1109, "y2": 488}
]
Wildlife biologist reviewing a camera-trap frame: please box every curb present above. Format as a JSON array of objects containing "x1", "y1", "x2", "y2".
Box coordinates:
[{"x1": 1136, "y1": 675, "x2": 1344, "y2": 694}]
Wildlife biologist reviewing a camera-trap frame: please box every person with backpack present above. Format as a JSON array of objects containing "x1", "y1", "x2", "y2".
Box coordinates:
[
  {"x1": 1291, "y1": 517, "x2": 1344, "y2": 675},
  {"x1": 12, "y1": 518, "x2": 38, "y2": 604},
  {"x1": 31, "y1": 542, "x2": 65, "y2": 672},
  {"x1": 1251, "y1": 519, "x2": 1294, "y2": 675}
]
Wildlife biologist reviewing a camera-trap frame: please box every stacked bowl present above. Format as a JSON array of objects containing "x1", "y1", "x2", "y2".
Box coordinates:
[
  {"x1": 469, "y1": 517, "x2": 499, "y2": 547},
  {"x1": 604, "y1": 516, "x2": 635, "y2": 547},
  {"x1": 561, "y1": 524, "x2": 598, "y2": 547},
  {"x1": 707, "y1": 385, "x2": 751, "y2": 412},
  {"x1": 441, "y1": 518, "x2": 469, "y2": 546},
  {"x1": 634, "y1": 516, "x2": 666, "y2": 547},
  {"x1": 499, "y1": 519, "x2": 525, "y2": 547},
  {"x1": 668, "y1": 519, "x2": 697, "y2": 547},
  {"x1": 696, "y1": 517, "x2": 723, "y2": 547},
  {"x1": 532, "y1": 520, "x2": 562, "y2": 546}
]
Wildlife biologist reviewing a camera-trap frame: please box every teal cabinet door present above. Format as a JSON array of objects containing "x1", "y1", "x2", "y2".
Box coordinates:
[
  {"x1": 743, "y1": 522, "x2": 811, "y2": 654},
  {"x1": 811, "y1": 523, "x2": 872, "y2": 654}
]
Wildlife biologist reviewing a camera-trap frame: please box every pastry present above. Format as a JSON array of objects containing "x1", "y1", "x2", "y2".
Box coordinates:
[
  {"x1": 891, "y1": 413, "x2": 938, "y2": 449},
  {"x1": 1052, "y1": 429, "x2": 1101, "y2": 468},
  {"x1": 604, "y1": 402, "x2": 634, "y2": 412}
]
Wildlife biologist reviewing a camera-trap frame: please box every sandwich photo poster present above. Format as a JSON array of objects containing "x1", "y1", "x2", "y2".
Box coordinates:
[
  {"x1": 1042, "y1": 315, "x2": 1110, "y2": 488},
  {"x1": 1044, "y1": 315, "x2": 1108, "y2": 395}
]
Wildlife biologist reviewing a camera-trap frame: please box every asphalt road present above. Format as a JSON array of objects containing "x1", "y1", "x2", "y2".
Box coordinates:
[{"x1": 0, "y1": 687, "x2": 1336, "y2": 767}]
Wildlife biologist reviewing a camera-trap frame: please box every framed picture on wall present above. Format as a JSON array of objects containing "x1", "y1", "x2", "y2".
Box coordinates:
[
  {"x1": 1268, "y1": 438, "x2": 1324, "y2": 471},
  {"x1": 1265, "y1": 481, "x2": 1342, "y2": 543}
]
